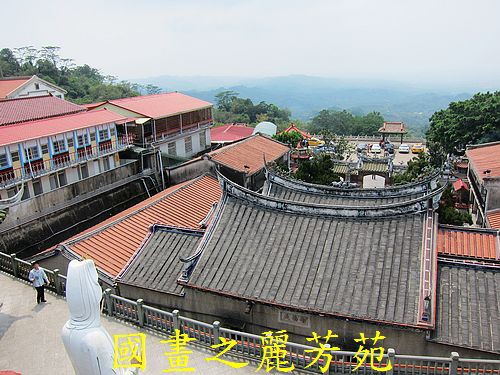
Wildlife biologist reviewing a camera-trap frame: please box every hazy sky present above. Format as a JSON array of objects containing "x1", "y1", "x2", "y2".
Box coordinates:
[{"x1": 3, "y1": 0, "x2": 500, "y2": 88}]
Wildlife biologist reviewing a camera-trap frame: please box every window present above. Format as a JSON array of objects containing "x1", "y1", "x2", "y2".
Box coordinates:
[
  {"x1": 0, "y1": 153, "x2": 9, "y2": 169},
  {"x1": 77, "y1": 134, "x2": 90, "y2": 148},
  {"x1": 34, "y1": 83, "x2": 40, "y2": 90},
  {"x1": 185, "y1": 136, "x2": 193, "y2": 154},
  {"x1": 90, "y1": 132, "x2": 96, "y2": 142},
  {"x1": 199, "y1": 131, "x2": 206, "y2": 150},
  {"x1": 25, "y1": 146, "x2": 40, "y2": 161},
  {"x1": 110, "y1": 127, "x2": 116, "y2": 136},
  {"x1": 168, "y1": 142, "x2": 176, "y2": 156},
  {"x1": 58, "y1": 170, "x2": 67, "y2": 187},
  {"x1": 103, "y1": 156, "x2": 111, "y2": 171},
  {"x1": 98, "y1": 129, "x2": 110, "y2": 142},
  {"x1": 78, "y1": 163, "x2": 89, "y2": 180},
  {"x1": 41, "y1": 144, "x2": 49, "y2": 155},
  {"x1": 32, "y1": 178, "x2": 43, "y2": 196},
  {"x1": 67, "y1": 137, "x2": 74, "y2": 148},
  {"x1": 52, "y1": 139, "x2": 66, "y2": 154},
  {"x1": 11, "y1": 151, "x2": 19, "y2": 162},
  {"x1": 7, "y1": 187, "x2": 17, "y2": 198},
  {"x1": 56, "y1": 94, "x2": 62, "y2": 99},
  {"x1": 21, "y1": 185, "x2": 30, "y2": 201},
  {"x1": 49, "y1": 171, "x2": 67, "y2": 189}
]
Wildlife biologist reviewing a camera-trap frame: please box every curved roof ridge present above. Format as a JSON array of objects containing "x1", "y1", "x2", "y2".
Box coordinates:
[
  {"x1": 266, "y1": 167, "x2": 441, "y2": 198},
  {"x1": 219, "y1": 172, "x2": 444, "y2": 218}
]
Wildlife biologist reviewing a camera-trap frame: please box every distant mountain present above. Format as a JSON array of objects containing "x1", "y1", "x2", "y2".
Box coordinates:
[{"x1": 132, "y1": 75, "x2": 473, "y2": 136}]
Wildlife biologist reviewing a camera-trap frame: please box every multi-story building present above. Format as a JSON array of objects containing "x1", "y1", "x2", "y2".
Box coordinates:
[
  {"x1": 0, "y1": 109, "x2": 132, "y2": 201},
  {"x1": 0, "y1": 75, "x2": 67, "y2": 100},
  {"x1": 89, "y1": 92, "x2": 213, "y2": 159},
  {"x1": 466, "y1": 141, "x2": 500, "y2": 227}
]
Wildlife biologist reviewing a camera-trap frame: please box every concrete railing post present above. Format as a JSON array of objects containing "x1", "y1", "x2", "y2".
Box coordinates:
[
  {"x1": 104, "y1": 288, "x2": 113, "y2": 316},
  {"x1": 387, "y1": 348, "x2": 395, "y2": 375},
  {"x1": 213, "y1": 321, "x2": 220, "y2": 347},
  {"x1": 10, "y1": 253, "x2": 18, "y2": 278},
  {"x1": 172, "y1": 309, "x2": 180, "y2": 332},
  {"x1": 449, "y1": 352, "x2": 459, "y2": 375},
  {"x1": 137, "y1": 299, "x2": 144, "y2": 327},
  {"x1": 53, "y1": 269, "x2": 62, "y2": 295}
]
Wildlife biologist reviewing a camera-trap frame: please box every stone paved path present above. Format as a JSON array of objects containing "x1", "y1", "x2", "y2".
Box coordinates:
[{"x1": 0, "y1": 272, "x2": 263, "y2": 375}]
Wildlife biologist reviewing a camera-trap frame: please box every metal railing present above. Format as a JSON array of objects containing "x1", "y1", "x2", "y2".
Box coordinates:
[
  {"x1": 0, "y1": 135, "x2": 133, "y2": 188},
  {"x1": 1, "y1": 250, "x2": 498, "y2": 374}
]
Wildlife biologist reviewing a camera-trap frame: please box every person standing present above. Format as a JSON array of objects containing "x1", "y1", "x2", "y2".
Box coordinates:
[{"x1": 29, "y1": 262, "x2": 49, "y2": 304}]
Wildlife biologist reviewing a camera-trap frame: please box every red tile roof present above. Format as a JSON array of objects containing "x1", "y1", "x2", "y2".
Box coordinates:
[
  {"x1": 281, "y1": 123, "x2": 311, "y2": 139},
  {"x1": 487, "y1": 209, "x2": 500, "y2": 230},
  {"x1": 82, "y1": 101, "x2": 106, "y2": 110},
  {"x1": 0, "y1": 77, "x2": 31, "y2": 99},
  {"x1": 61, "y1": 175, "x2": 222, "y2": 277},
  {"x1": 437, "y1": 226, "x2": 499, "y2": 260},
  {"x1": 452, "y1": 178, "x2": 469, "y2": 192},
  {"x1": 208, "y1": 134, "x2": 290, "y2": 175},
  {"x1": 106, "y1": 92, "x2": 212, "y2": 119},
  {"x1": 378, "y1": 121, "x2": 408, "y2": 134},
  {"x1": 0, "y1": 95, "x2": 85, "y2": 126},
  {"x1": 466, "y1": 142, "x2": 500, "y2": 182},
  {"x1": 211, "y1": 123, "x2": 254, "y2": 143},
  {"x1": 0, "y1": 109, "x2": 125, "y2": 147}
]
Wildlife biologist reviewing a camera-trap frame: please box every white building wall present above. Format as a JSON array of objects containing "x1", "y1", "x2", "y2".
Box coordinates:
[
  {"x1": 11, "y1": 78, "x2": 65, "y2": 100},
  {"x1": 157, "y1": 128, "x2": 211, "y2": 158}
]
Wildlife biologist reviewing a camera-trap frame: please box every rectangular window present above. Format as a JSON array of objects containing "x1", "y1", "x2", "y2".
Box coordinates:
[
  {"x1": 0, "y1": 153, "x2": 8, "y2": 169},
  {"x1": 7, "y1": 187, "x2": 17, "y2": 198},
  {"x1": 58, "y1": 170, "x2": 67, "y2": 187},
  {"x1": 98, "y1": 129, "x2": 110, "y2": 141},
  {"x1": 11, "y1": 151, "x2": 19, "y2": 162},
  {"x1": 35, "y1": 83, "x2": 40, "y2": 90},
  {"x1": 77, "y1": 134, "x2": 89, "y2": 148},
  {"x1": 103, "y1": 156, "x2": 111, "y2": 171},
  {"x1": 21, "y1": 185, "x2": 30, "y2": 201},
  {"x1": 110, "y1": 127, "x2": 116, "y2": 136},
  {"x1": 32, "y1": 178, "x2": 43, "y2": 196},
  {"x1": 78, "y1": 163, "x2": 89, "y2": 180},
  {"x1": 168, "y1": 142, "x2": 176, "y2": 156},
  {"x1": 52, "y1": 139, "x2": 66, "y2": 154},
  {"x1": 90, "y1": 132, "x2": 96, "y2": 142},
  {"x1": 49, "y1": 173, "x2": 58, "y2": 190},
  {"x1": 25, "y1": 146, "x2": 40, "y2": 161},
  {"x1": 185, "y1": 136, "x2": 192, "y2": 154},
  {"x1": 67, "y1": 137, "x2": 74, "y2": 148},
  {"x1": 41, "y1": 144, "x2": 49, "y2": 155},
  {"x1": 199, "y1": 131, "x2": 206, "y2": 150}
]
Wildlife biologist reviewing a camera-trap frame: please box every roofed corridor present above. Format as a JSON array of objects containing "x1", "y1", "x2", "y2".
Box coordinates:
[{"x1": 0, "y1": 272, "x2": 258, "y2": 375}]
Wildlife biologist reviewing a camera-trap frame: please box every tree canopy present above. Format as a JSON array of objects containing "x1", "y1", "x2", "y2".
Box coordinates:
[
  {"x1": 0, "y1": 46, "x2": 162, "y2": 103},
  {"x1": 214, "y1": 90, "x2": 291, "y2": 128},
  {"x1": 295, "y1": 154, "x2": 341, "y2": 185},
  {"x1": 426, "y1": 91, "x2": 500, "y2": 163},
  {"x1": 308, "y1": 109, "x2": 384, "y2": 135}
]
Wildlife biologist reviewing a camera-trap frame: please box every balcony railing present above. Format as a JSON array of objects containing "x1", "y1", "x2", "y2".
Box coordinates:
[
  {"x1": 0, "y1": 135, "x2": 133, "y2": 188},
  {"x1": 142, "y1": 119, "x2": 213, "y2": 145},
  {"x1": 1, "y1": 250, "x2": 498, "y2": 375}
]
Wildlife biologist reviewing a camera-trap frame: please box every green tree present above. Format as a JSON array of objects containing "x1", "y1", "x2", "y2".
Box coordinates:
[
  {"x1": 0, "y1": 48, "x2": 20, "y2": 77},
  {"x1": 273, "y1": 130, "x2": 303, "y2": 146},
  {"x1": 215, "y1": 90, "x2": 239, "y2": 111},
  {"x1": 393, "y1": 153, "x2": 433, "y2": 184},
  {"x1": 309, "y1": 110, "x2": 384, "y2": 135},
  {"x1": 437, "y1": 185, "x2": 473, "y2": 226},
  {"x1": 295, "y1": 154, "x2": 341, "y2": 185},
  {"x1": 427, "y1": 92, "x2": 500, "y2": 165}
]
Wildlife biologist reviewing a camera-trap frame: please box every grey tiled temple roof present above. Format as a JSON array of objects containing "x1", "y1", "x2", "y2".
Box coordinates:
[
  {"x1": 185, "y1": 177, "x2": 429, "y2": 327},
  {"x1": 119, "y1": 226, "x2": 203, "y2": 296},
  {"x1": 433, "y1": 263, "x2": 500, "y2": 354},
  {"x1": 268, "y1": 183, "x2": 422, "y2": 206}
]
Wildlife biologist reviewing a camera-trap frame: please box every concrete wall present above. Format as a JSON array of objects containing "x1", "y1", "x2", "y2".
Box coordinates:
[
  {"x1": 157, "y1": 128, "x2": 210, "y2": 159},
  {"x1": 165, "y1": 158, "x2": 214, "y2": 186},
  {"x1": 0, "y1": 161, "x2": 158, "y2": 258},
  {"x1": 117, "y1": 284, "x2": 498, "y2": 359},
  {"x1": 485, "y1": 178, "x2": 500, "y2": 211},
  {"x1": 11, "y1": 78, "x2": 65, "y2": 100}
]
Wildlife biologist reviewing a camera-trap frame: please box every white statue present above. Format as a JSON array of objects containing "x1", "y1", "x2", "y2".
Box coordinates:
[{"x1": 62, "y1": 259, "x2": 139, "y2": 375}]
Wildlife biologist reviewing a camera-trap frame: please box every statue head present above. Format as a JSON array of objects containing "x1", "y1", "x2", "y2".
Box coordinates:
[{"x1": 65, "y1": 259, "x2": 102, "y2": 330}]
